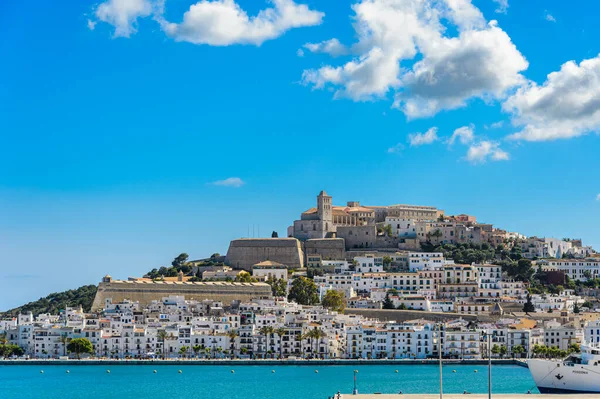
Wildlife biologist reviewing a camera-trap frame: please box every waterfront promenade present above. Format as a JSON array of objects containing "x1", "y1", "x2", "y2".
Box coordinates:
[
  {"x1": 340, "y1": 396, "x2": 599, "y2": 399},
  {"x1": 0, "y1": 358, "x2": 527, "y2": 366}
]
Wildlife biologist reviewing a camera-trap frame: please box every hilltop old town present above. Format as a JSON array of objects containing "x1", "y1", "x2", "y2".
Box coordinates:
[{"x1": 2, "y1": 191, "x2": 600, "y2": 360}]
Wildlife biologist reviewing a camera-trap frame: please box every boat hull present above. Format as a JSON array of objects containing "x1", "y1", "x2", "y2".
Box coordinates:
[{"x1": 528, "y1": 358, "x2": 600, "y2": 394}]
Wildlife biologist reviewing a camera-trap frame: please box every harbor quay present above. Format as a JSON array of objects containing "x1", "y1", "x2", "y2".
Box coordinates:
[
  {"x1": 337, "y1": 396, "x2": 600, "y2": 399},
  {"x1": 0, "y1": 358, "x2": 527, "y2": 366}
]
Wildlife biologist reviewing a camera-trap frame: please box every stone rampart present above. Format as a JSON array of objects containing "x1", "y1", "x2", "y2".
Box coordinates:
[
  {"x1": 91, "y1": 280, "x2": 272, "y2": 311},
  {"x1": 304, "y1": 238, "x2": 346, "y2": 260},
  {"x1": 345, "y1": 309, "x2": 479, "y2": 323},
  {"x1": 225, "y1": 238, "x2": 304, "y2": 270}
]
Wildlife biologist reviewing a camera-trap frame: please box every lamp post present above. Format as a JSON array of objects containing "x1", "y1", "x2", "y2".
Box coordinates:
[
  {"x1": 438, "y1": 323, "x2": 443, "y2": 399},
  {"x1": 353, "y1": 369, "x2": 358, "y2": 395}
]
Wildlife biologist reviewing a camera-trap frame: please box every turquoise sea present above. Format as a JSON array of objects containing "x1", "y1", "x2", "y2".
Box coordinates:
[{"x1": 0, "y1": 364, "x2": 538, "y2": 398}]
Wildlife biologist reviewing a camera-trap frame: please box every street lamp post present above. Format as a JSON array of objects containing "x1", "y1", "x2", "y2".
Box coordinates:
[
  {"x1": 438, "y1": 323, "x2": 443, "y2": 399},
  {"x1": 353, "y1": 369, "x2": 359, "y2": 395}
]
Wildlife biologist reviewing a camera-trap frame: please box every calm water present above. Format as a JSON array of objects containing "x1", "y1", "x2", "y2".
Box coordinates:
[{"x1": 0, "y1": 364, "x2": 538, "y2": 398}]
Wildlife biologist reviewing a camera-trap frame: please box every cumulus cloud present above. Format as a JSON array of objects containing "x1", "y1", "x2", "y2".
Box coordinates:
[
  {"x1": 159, "y1": 0, "x2": 324, "y2": 46},
  {"x1": 408, "y1": 127, "x2": 439, "y2": 147},
  {"x1": 504, "y1": 54, "x2": 600, "y2": 141},
  {"x1": 301, "y1": 0, "x2": 528, "y2": 118},
  {"x1": 87, "y1": 19, "x2": 97, "y2": 30},
  {"x1": 95, "y1": 0, "x2": 153, "y2": 37},
  {"x1": 296, "y1": 48, "x2": 304, "y2": 57},
  {"x1": 303, "y1": 38, "x2": 348, "y2": 57},
  {"x1": 387, "y1": 143, "x2": 405, "y2": 153},
  {"x1": 448, "y1": 125, "x2": 475, "y2": 145},
  {"x1": 492, "y1": 0, "x2": 508, "y2": 14},
  {"x1": 596, "y1": 193, "x2": 600, "y2": 201},
  {"x1": 488, "y1": 120, "x2": 504, "y2": 129},
  {"x1": 465, "y1": 141, "x2": 509, "y2": 163},
  {"x1": 544, "y1": 11, "x2": 556, "y2": 22},
  {"x1": 210, "y1": 177, "x2": 245, "y2": 187}
]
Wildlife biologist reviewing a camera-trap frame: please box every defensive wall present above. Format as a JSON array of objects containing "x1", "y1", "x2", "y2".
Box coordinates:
[
  {"x1": 91, "y1": 279, "x2": 272, "y2": 311},
  {"x1": 304, "y1": 238, "x2": 346, "y2": 260},
  {"x1": 225, "y1": 238, "x2": 304, "y2": 271},
  {"x1": 345, "y1": 309, "x2": 481, "y2": 323}
]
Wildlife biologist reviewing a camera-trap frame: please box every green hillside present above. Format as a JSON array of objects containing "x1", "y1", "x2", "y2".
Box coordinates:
[{"x1": 0, "y1": 285, "x2": 97, "y2": 317}]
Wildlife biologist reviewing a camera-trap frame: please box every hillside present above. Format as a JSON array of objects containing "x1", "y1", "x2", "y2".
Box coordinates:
[{"x1": 0, "y1": 285, "x2": 97, "y2": 317}]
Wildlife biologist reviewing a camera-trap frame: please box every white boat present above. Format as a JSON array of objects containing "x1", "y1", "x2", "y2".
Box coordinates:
[{"x1": 528, "y1": 343, "x2": 600, "y2": 393}]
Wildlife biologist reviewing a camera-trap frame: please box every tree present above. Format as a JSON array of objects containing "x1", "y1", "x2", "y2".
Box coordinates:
[
  {"x1": 59, "y1": 333, "x2": 70, "y2": 356},
  {"x1": 382, "y1": 293, "x2": 395, "y2": 309},
  {"x1": 192, "y1": 345, "x2": 202, "y2": 358},
  {"x1": 288, "y1": 277, "x2": 319, "y2": 305},
  {"x1": 67, "y1": 338, "x2": 94, "y2": 359},
  {"x1": 275, "y1": 327, "x2": 286, "y2": 359},
  {"x1": 512, "y1": 345, "x2": 525, "y2": 358},
  {"x1": 309, "y1": 328, "x2": 326, "y2": 358},
  {"x1": 573, "y1": 303, "x2": 581, "y2": 314},
  {"x1": 491, "y1": 344, "x2": 500, "y2": 357},
  {"x1": 259, "y1": 326, "x2": 274, "y2": 358},
  {"x1": 499, "y1": 345, "x2": 507, "y2": 359},
  {"x1": 397, "y1": 303, "x2": 408, "y2": 310},
  {"x1": 568, "y1": 343, "x2": 581, "y2": 354},
  {"x1": 235, "y1": 271, "x2": 257, "y2": 283},
  {"x1": 179, "y1": 346, "x2": 189, "y2": 358},
  {"x1": 523, "y1": 293, "x2": 535, "y2": 313},
  {"x1": 172, "y1": 253, "x2": 189, "y2": 268},
  {"x1": 266, "y1": 277, "x2": 287, "y2": 297},
  {"x1": 157, "y1": 330, "x2": 168, "y2": 359},
  {"x1": 271, "y1": 231, "x2": 278, "y2": 238},
  {"x1": 227, "y1": 330, "x2": 238, "y2": 358},
  {"x1": 321, "y1": 290, "x2": 345, "y2": 313},
  {"x1": 382, "y1": 256, "x2": 392, "y2": 269},
  {"x1": 0, "y1": 344, "x2": 24, "y2": 358},
  {"x1": 383, "y1": 225, "x2": 393, "y2": 237}
]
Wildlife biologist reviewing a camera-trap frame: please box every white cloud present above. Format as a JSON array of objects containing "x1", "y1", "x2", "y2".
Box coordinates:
[
  {"x1": 387, "y1": 143, "x2": 405, "y2": 153},
  {"x1": 465, "y1": 140, "x2": 509, "y2": 163},
  {"x1": 504, "y1": 54, "x2": 600, "y2": 141},
  {"x1": 492, "y1": 0, "x2": 508, "y2": 14},
  {"x1": 159, "y1": 0, "x2": 324, "y2": 46},
  {"x1": 489, "y1": 120, "x2": 504, "y2": 129},
  {"x1": 301, "y1": 0, "x2": 528, "y2": 118},
  {"x1": 448, "y1": 125, "x2": 475, "y2": 145},
  {"x1": 408, "y1": 127, "x2": 439, "y2": 147},
  {"x1": 303, "y1": 38, "x2": 348, "y2": 57},
  {"x1": 296, "y1": 48, "x2": 304, "y2": 57},
  {"x1": 95, "y1": 0, "x2": 153, "y2": 38},
  {"x1": 596, "y1": 193, "x2": 600, "y2": 201},
  {"x1": 544, "y1": 11, "x2": 556, "y2": 22},
  {"x1": 87, "y1": 19, "x2": 97, "y2": 30},
  {"x1": 211, "y1": 177, "x2": 245, "y2": 187}
]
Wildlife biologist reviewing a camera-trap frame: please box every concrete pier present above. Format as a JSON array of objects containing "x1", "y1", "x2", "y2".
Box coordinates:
[{"x1": 338, "y1": 395, "x2": 599, "y2": 399}]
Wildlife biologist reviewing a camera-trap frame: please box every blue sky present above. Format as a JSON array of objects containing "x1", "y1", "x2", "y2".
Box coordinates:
[{"x1": 1, "y1": 0, "x2": 599, "y2": 310}]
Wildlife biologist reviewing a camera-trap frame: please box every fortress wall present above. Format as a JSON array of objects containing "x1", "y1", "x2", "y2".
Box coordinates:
[
  {"x1": 92, "y1": 281, "x2": 272, "y2": 311},
  {"x1": 304, "y1": 238, "x2": 346, "y2": 260},
  {"x1": 345, "y1": 309, "x2": 479, "y2": 323},
  {"x1": 225, "y1": 238, "x2": 304, "y2": 270}
]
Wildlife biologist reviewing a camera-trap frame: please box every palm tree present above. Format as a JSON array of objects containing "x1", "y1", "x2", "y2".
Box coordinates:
[
  {"x1": 59, "y1": 334, "x2": 70, "y2": 357},
  {"x1": 179, "y1": 346, "x2": 188, "y2": 358},
  {"x1": 275, "y1": 327, "x2": 286, "y2": 359},
  {"x1": 259, "y1": 326, "x2": 274, "y2": 358},
  {"x1": 227, "y1": 330, "x2": 238, "y2": 359},
  {"x1": 311, "y1": 328, "x2": 326, "y2": 359},
  {"x1": 192, "y1": 345, "x2": 202, "y2": 358},
  {"x1": 0, "y1": 333, "x2": 7, "y2": 346},
  {"x1": 157, "y1": 330, "x2": 168, "y2": 359}
]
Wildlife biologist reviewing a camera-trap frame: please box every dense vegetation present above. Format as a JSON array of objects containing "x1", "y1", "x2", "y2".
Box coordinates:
[
  {"x1": 144, "y1": 252, "x2": 224, "y2": 280},
  {"x1": 0, "y1": 285, "x2": 97, "y2": 317}
]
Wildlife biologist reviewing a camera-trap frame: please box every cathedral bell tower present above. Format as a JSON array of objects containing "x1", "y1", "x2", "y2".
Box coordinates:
[{"x1": 317, "y1": 190, "x2": 333, "y2": 224}]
